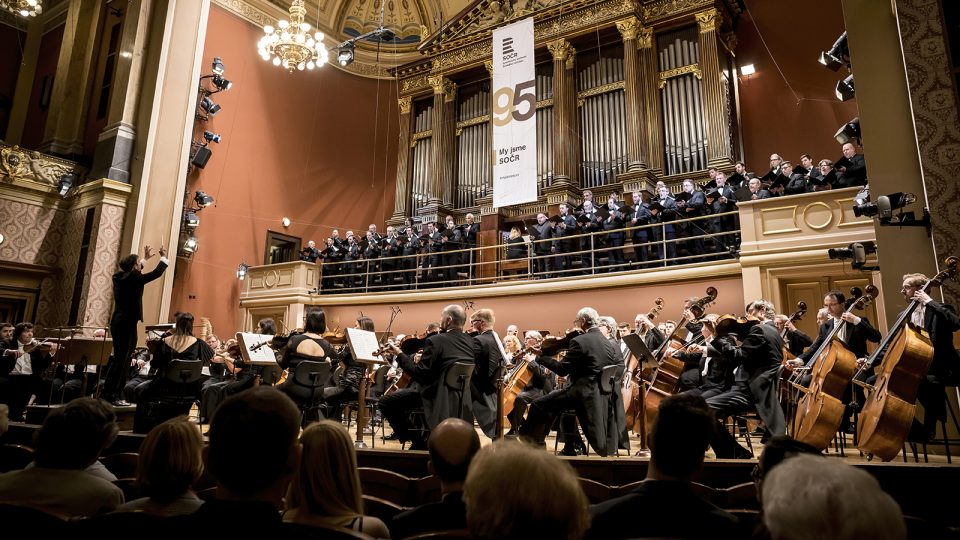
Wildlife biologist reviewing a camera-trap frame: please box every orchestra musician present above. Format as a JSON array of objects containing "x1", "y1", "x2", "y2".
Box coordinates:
[
  {"x1": 324, "y1": 315, "x2": 374, "y2": 422},
  {"x1": 469, "y1": 309, "x2": 502, "y2": 438},
  {"x1": 706, "y1": 300, "x2": 786, "y2": 459},
  {"x1": 277, "y1": 308, "x2": 336, "y2": 421},
  {"x1": 676, "y1": 315, "x2": 735, "y2": 400},
  {"x1": 774, "y1": 314, "x2": 813, "y2": 357},
  {"x1": 0, "y1": 322, "x2": 57, "y2": 421},
  {"x1": 380, "y1": 305, "x2": 478, "y2": 450},
  {"x1": 505, "y1": 331, "x2": 554, "y2": 437},
  {"x1": 518, "y1": 307, "x2": 621, "y2": 456}
]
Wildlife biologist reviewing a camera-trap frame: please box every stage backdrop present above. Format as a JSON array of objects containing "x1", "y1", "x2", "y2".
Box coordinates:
[{"x1": 492, "y1": 17, "x2": 537, "y2": 208}]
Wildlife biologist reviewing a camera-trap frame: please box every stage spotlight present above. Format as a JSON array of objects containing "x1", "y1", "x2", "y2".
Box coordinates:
[
  {"x1": 212, "y1": 74, "x2": 232, "y2": 92},
  {"x1": 58, "y1": 174, "x2": 74, "y2": 196},
  {"x1": 237, "y1": 262, "x2": 250, "y2": 280},
  {"x1": 834, "y1": 117, "x2": 861, "y2": 145},
  {"x1": 835, "y1": 74, "x2": 855, "y2": 101},
  {"x1": 739, "y1": 64, "x2": 755, "y2": 76},
  {"x1": 338, "y1": 43, "x2": 355, "y2": 67},
  {"x1": 201, "y1": 96, "x2": 221, "y2": 116},
  {"x1": 183, "y1": 210, "x2": 200, "y2": 229},
  {"x1": 183, "y1": 236, "x2": 199, "y2": 253},
  {"x1": 194, "y1": 191, "x2": 215, "y2": 208},
  {"x1": 818, "y1": 31, "x2": 848, "y2": 71},
  {"x1": 212, "y1": 57, "x2": 225, "y2": 75},
  {"x1": 203, "y1": 131, "x2": 221, "y2": 144}
]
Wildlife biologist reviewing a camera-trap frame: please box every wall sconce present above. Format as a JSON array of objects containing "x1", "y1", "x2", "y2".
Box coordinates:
[
  {"x1": 282, "y1": 217, "x2": 291, "y2": 228},
  {"x1": 237, "y1": 262, "x2": 250, "y2": 280},
  {"x1": 739, "y1": 64, "x2": 755, "y2": 77}
]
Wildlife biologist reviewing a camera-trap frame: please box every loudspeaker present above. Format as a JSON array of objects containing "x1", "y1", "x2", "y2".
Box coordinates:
[{"x1": 191, "y1": 147, "x2": 212, "y2": 169}]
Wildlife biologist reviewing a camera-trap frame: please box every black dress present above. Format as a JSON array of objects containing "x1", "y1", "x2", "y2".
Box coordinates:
[
  {"x1": 506, "y1": 237, "x2": 526, "y2": 259},
  {"x1": 278, "y1": 334, "x2": 335, "y2": 408},
  {"x1": 141, "y1": 338, "x2": 214, "y2": 400}
]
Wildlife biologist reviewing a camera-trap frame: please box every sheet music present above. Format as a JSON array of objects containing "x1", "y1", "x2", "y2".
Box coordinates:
[
  {"x1": 236, "y1": 332, "x2": 278, "y2": 365},
  {"x1": 346, "y1": 328, "x2": 386, "y2": 364}
]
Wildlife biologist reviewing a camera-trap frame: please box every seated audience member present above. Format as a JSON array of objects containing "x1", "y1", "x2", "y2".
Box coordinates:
[
  {"x1": 587, "y1": 393, "x2": 738, "y2": 540},
  {"x1": 752, "y1": 436, "x2": 821, "y2": 499},
  {"x1": 183, "y1": 387, "x2": 301, "y2": 535},
  {"x1": 464, "y1": 440, "x2": 589, "y2": 540},
  {"x1": 0, "y1": 397, "x2": 123, "y2": 516},
  {"x1": 505, "y1": 227, "x2": 526, "y2": 259},
  {"x1": 117, "y1": 416, "x2": 205, "y2": 516},
  {"x1": 391, "y1": 418, "x2": 480, "y2": 539},
  {"x1": 284, "y1": 420, "x2": 390, "y2": 538},
  {"x1": 761, "y1": 454, "x2": 905, "y2": 540}
]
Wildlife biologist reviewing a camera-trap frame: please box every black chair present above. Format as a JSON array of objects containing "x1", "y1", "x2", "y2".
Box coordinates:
[
  {"x1": 99, "y1": 452, "x2": 140, "y2": 479},
  {"x1": 599, "y1": 364, "x2": 626, "y2": 456},
  {"x1": 0, "y1": 503, "x2": 69, "y2": 534},
  {"x1": 0, "y1": 443, "x2": 35, "y2": 472},
  {"x1": 293, "y1": 360, "x2": 332, "y2": 426},
  {"x1": 444, "y1": 361, "x2": 475, "y2": 419},
  {"x1": 134, "y1": 360, "x2": 203, "y2": 434}
]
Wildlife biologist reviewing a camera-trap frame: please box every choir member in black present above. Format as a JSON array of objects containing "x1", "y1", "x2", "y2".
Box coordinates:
[
  {"x1": 675, "y1": 315, "x2": 736, "y2": 400},
  {"x1": 518, "y1": 307, "x2": 622, "y2": 456},
  {"x1": 774, "y1": 313, "x2": 813, "y2": 357},
  {"x1": 380, "y1": 226, "x2": 400, "y2": 290},
  {"x1": 401, "y1": 226, "x2": 420, "y2": 288},
  {"x1": 728, "y1": 161, "x2": 748, "y2": 188},
  {"x1": 440, "y1": 216, "x2": 464, "y2": 284},
  {"x1": 299, "y1": 240, "x2": 320, "y2": 263},
  {"x1": 505, "y1": 331, "x2": 554, "y2": 436},
  {"x1": 0, "y1": 322, "x2": 56, "y2": 420},
  {"x1": 425, "y1": 222, "x2": 443, "y2": 285},
  {"x1": 461, "y1": 213, "x2": 479, "y2": 277},
  {"x1": 705, "y1": 300, "x2": 786, "y2": 458},
  {"x1": 577, "y1": 189, "x2": 596, "y2": 216},
  {"x1": 628, "y1": 191, "x2": 653, "y2": 266},
  {"x1": 552, "y1": 203, "x2": 578, "y2": 275},
  {"x1": 277, "y1": 308, "x2": 336, "y2": 420},
  {"x1": 343, "y1": 231, "x2": 361, "y2": 290},
  {"x1": 532, "y1": 213, "x2": 553, "y2": 277},
  {"x1": 380, "y1": 305, "x2": 478, "y2": 450},
  {"x1": 812, "y1": 159, "x2": 836, "y2": 191},
  {"x1": 331, "y1": 228, "x2": 344, "y2": 250},
  {"x1": 747, "y1": 177, "x2": 771, "y2": 200},
  {"x1": 836, "y1": 142, "x2": 867, "y2": 187},
  {"x1": 650, "y1": 186, "x2": 678, "y2": 262},
  {"x1": 599, "y1": 194, "x2": 625, "y2": 270},
  {"x1": 708, "y1": 172, "x2": 738, "y2": 255},
  {"x1": 362, "y1": 230, "x2": 381, "y2": 291},
  {"x1": 867, "y1": 273, "x2": 959, "y2": 441},
  {"x1": 367, "y1": 223, "x2": 382, "y2": 245},
  {"x1": 137, "y1": 312, "x2": 214, "y2": 407},
  {"x1": 578, "y1": 201, "x2": 602, "y2": 271},
  {"x1": 676, "y1": 179, "x2": 707, "y2": 261},
  {"x1": 505, "y1": 227, "x2": 526, "y2": 260},
  {"x1": 320, "y1": 237, "x2": 342, "y2": 292},
  {"x1": 768, "y1": 153, "x2": 783, "y2": 175},
  {"x1": 469, "y1": 309, "x2": 502, "y2": 438},
  {"x1": 783, "y1": 160, "x2": 809, "y2": 195},
  {"x1": 324, "y1": 315, "x2": 372, "y2": 421}
]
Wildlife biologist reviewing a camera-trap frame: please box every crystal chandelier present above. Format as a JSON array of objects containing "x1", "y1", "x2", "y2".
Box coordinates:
[
  {"x1": 258, "y1": 0, "x2": 328, "y2": 72},
  {"x1": 1, "y1": 0, "x2": 42, "y2": 17}
]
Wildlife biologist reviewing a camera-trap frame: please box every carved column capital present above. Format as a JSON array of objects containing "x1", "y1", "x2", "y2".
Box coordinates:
[
  {"x1": 428, "y1": 74, "x2": 456, "y2": 102},
  {"x1": 637, "y1": 27, "x2": 653, "y2": 49},
  {"x1": 484, "y1": 60, "x2": 493, "y2": 75},
  {"x1": 695, "y1": 8, "x2": 721, "y2": 33},
  {"x1": 398, "y1": 96, "x2": 412, "y2": 115},
  {"x1": 548, "y1": 38, "x2": 575, "y2": 62},
  {"x1": 616, "y1": 17, "x2": 640, "y2": 41}
]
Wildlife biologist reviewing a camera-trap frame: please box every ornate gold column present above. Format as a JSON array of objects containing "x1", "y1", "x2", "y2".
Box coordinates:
[
  {"x1": 391, "y1": 96, "x2": 413, "y2": 222},
  {"x1": 40, "y1": 0, "x2": 102, "y2": 158},
  {"x1": 696, "y1": 8, "x2": 732, "y2": 168},
  {"x1": 90, "y1": 0, "x2": 152, "y2": 182},
  {"x1": 637, "y1": 25, "x2": 662, "y2": 175},
  {"x1": 428, "y1": 74, "x2": 456, "y2": 207},
  {"x1": 4, "y1": 16, "x2": 42, "y2": 145},
  {"x1": 617, "y1": 17, "x2": 645, "y2": 171},
  {"x1": 548, "y1": 38, "x2": 576, "y2": 187},
  {"x1": 122, "y1": 0, "x2": 210, "y2": 332}
]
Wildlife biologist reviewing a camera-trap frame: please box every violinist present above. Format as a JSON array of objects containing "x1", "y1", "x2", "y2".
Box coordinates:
[
  {"x1": 502, "y1": 335, "x2": 522, "y2": 364},
  {"x1": 675, "y1": 315, "x2": 735, "y2": 400},
  {"x1": 277, "y1": 308, "x2": 336, "y2": 421},
  {"x1": 518, "y1": 307, "x2": 621, "y2": 457},
  {"x1": 324, "y1": 315, "x2": 373, "y2": 422},
  {"x1": 774, "y1": 314, "x2": 813, "y2": 357},
  {"x1": 505, "y1": 331, "x2": 554, "y2": 437},
  {"x1": 867, "y1": 273, "x2": 960, "y2": 442},
  {"x1": 0, "y1": 322, "x2": 56, "y2": 420},
  {"x1": 379, "y1": 305, "x2": 477, "y2": 450},
  {"x1": 706, "y1": 300, "x2": 786, "y2": 459},
  {"x1": 469, "y1": 309, "x2": 502, "y2": 438}
]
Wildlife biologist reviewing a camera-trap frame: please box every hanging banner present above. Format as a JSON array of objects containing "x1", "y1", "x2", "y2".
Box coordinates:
[{"x1": 492, "y1": 17, "x2": 537, "y2": 208}]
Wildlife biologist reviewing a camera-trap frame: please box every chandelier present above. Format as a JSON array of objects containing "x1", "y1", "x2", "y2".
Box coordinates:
[
  {"x1": 1, "y1": 0, "x2": 42, "y2": 17},
  {"x1": 258, "y1": 0, "x2": 328, "y2": 72}
]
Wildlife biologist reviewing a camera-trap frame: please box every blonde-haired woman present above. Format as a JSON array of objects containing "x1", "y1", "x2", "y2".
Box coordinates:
[
  {"x1": 117, "y1": 416, "x2": 204, "y2": 516},
  {"x1": 284, "y1": 420, "x2": 390, "y2": 538},
  {"x1": 506, "y1": 227, "x2": 526, "y2": 260}
]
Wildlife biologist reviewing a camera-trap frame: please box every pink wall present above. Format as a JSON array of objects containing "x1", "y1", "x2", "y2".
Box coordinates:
[{"x1": 19, "y1": 24, "x2": 64, "y2": 150}]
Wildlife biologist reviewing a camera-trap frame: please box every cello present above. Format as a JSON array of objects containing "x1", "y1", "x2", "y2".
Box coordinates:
[
  {"x1": 858, "y1": 256, "x2": 959, "y2": 461},
  {"x1": 780, "y1": 301, "x2": 808, "y2": 361},
  {"x1": 625, "y1": 298, "x2": 664, "y2": 434},
  {"x1": 793, "y1": 285, "x2": 878, "y2": 449}
]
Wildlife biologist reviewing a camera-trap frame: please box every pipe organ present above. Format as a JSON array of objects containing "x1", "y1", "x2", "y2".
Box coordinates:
[{"x1": 391, "y1": 0, "x2": 743, "y2": 232}]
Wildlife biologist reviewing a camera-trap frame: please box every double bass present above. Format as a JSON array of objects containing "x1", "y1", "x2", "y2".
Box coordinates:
[
  {"x1": 625, "y1": 298, "x2": 664, "y2": 434},
  {"x1": 780, "y1": 301, "x2": 808, "y2": 361},
  {"x1": 858, "y1": 256, "x2": 959, "y2": 461},
  {"x1": 793, "y1": 285, "x2": 878, "y2": 449}
]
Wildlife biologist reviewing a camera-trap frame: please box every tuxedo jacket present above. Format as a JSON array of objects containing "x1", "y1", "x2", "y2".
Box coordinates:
[
  {"x1": 799, "y1": 317, "x2": 882, "y2": 363},
  {"x1": 111, "y1": 259, "x2": 168, "y2": 323}
]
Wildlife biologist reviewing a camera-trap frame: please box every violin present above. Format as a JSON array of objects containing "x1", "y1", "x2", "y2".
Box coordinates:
[
  {"x1": 321, "y1": 327, "x2": 348, "y2": 345},
  {"x1": 714, "y1": 314, "x2": 762, "y2": 339},
  {"x1": 398, "y1": 328, "x2": 440, "y2": 355},
  {"x1": 23, "y1": 338, "x2": 58, "y2": 354},
  {"x1": 540, "y1": 328, "x2": 583, "y2": 356}
]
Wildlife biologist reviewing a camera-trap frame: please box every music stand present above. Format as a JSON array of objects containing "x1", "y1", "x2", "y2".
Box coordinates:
[
  {"x1": 57, "y1": 336, "x2": 113, "y2": 398},
  {"x1": 621, "y1": 333, "x2": 655, "y2": 456},
  {"x1": 346, "y1": 328, "x2": 389, "y2": 448},
  {"x1": 235, "y1": 332, "x2": 277, "y2": 365}
]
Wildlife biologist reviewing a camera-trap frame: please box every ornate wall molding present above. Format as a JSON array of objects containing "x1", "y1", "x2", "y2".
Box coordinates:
[
  {"x1": 0, "y1": 144, "x2": 87, "y2": 189},
  {"x1": 615, "y1": 16, "x2": 639, "y2": 40},
  {"x1": 642, "y1": 0, "x2": 711, "y2": 23},
  {"x1": 657, "y1": 64, "x2": 701, "y2": 88},
  {"x1": 398, "y1": 96, "x2": 413, "y2": 114},
  {"x1": 694, "y1": 8, "x2": 721, "y2": 33}
]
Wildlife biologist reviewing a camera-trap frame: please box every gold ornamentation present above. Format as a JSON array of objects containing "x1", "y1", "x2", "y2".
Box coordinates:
[
  {"x1": 721, "y1": 31, "x2": 738, "y2": 54},
  {"x1": 433, "y1": 41, "x2": 492, "y2": 72},
  {"x1": 428, "y1": 75, "x2": 457, "y2": 101},
  {"x1": 402, "y1": 74, "x2": 429, "y2": 94},
  {"x1": 0, "y1": 143, "x2": 85, "y2": 188},
  {"x1": 398, "y1": 96, "x2": 413, "y2": 114},
  {"x1": 536, "y1": 98, "x2": 554, "y2": 109},
  {"x1": 615, "y1": 17, "x2": 639, "y2": 41},
  {"x1": 456, "y1": 115, "x2": 491, "y2": 130},
  {"x1": 420, "y1": 24, "x2": 430, "y2": 41},
  {"x1": 642, "y1": 0, "x2": 710, "y2": 22},
  {"x1": 484, "y1": 60, "x2": 494, "y2": 74},
  {"x1": 695, "y1": 8, "x2": 721, "y2": 33},
  {"x1": 658, "y1": 64, "x2": 702, "y2": 88},
  {"x1": 411, "y1": 130, "x2": 432, "y2": 142},
  {"x1": 637, "y1": 27, "x2": 653, "y2": 49},
  {"x1": 548, "y1": 38, "x2": 574, "y2": 61},
  {"x1": 576, "y1": 81, "x2": 625, "y2": 102}
]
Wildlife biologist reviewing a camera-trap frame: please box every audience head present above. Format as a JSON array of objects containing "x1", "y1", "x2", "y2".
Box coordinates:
[
  {"x1": 464, "y1": 440, "x2": 589, "y2": 540},
  {"x1": 761, "y1": 454, "x2": 905, "y2": 540},
  {"x1": 648, "y1": 393, "x2": 715, "y2": 480},
  {"x1": 287, "y1": 420, "x2": 363, "y2": 517},
  {"x1": 137, "y1": 416, "x2": 204, "y2": 503},
  {"x1": 34, "y1": 397, "x2": 118, "y2": 470},
  {"x1": 258, "y1": 318, "x2": 277, "y2": 335},
  {"x1": 428, "y1": 418, "x2": 481, "y2": 490},
  {"x1": 441, "y1": 304, "x2": 467, "y2": 331},
  {"x1": 303, "y1": 308, "x2": 327, "y2": 334},
  {"x1": 575, "y1": 307, "x2": 599, "y2": 329},
  {"x1": 754, "y1": 436, "x2": 821, "y2": 499},
  {"x1": 205, "y1": 387, "x2": 301, "y2": 502},
  {"x1": 172, "y1": 312, "x2": 194, "y2": 336}
]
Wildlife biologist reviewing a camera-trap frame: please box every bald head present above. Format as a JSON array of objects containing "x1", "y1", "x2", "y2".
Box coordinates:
[
  {"x1": 428, "y1": 418, "x2": 481, "y2": 485},
  {"x1": 442, "y1": 304, "x2": 467, "y2": 329}
]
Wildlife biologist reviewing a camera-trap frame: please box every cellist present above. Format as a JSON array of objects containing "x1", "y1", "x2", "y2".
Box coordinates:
[
  {"x1": 860, "y1": 273, "x2": 960, "y2": 442},
  {"x1": 504, "y1": 331, "x2": 553, "y2": 437}
]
